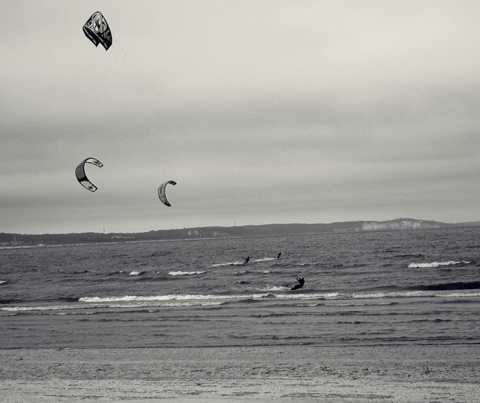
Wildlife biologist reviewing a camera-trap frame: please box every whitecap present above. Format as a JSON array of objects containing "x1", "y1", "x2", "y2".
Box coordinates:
[
  {"x1": 211, "y1": 261, "x2": 243, "y2": 267},
  {"x1": 408, "y1": 261, "x2": 469, "y2": 269}
]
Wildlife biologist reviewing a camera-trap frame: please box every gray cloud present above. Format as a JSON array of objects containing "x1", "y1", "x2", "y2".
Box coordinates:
[{"x1": 2, "y1": 1, "x2": 480, "y2": 233}]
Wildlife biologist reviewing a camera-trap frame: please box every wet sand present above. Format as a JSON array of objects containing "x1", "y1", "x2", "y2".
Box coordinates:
[{"x1": 0, "y1": 344, "x2": 479, "y2": 402}]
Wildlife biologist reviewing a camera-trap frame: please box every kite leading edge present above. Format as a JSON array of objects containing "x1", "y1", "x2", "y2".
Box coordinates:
[{"x1": 75, "y1": 157, "x2": 103, "y2": 192}]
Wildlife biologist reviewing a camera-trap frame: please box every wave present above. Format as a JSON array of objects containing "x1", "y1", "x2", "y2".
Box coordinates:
[
  {"x1": 255, "y1": 286, "x2": 289, "y2": 292},
  {"x1": 0, "y1": 305, "x2": 79, "y2": 313},
  {"x1": 5, "y1": 286, "x2": 479, "y2": 309},
  {"x1": 374, "y1": 280, "x2": 480, "y2": 293},
  {"x1": 211, "y1": 257, "x2": 277, "y2": 267},
  {"x1": 149, "y1": 251, "x2": 171, "y2": 257},
  {"x1": 0, "y1": 298, "x2": 17, "y2": 304},
  {"x1": 3, "y1": 286, "x2": 480, "y2": 313},
  {"x1": 168, "y1": 271, "x2": 206, "y2": 276},
  {"x1": 253, "y1": 257, "x2": 276, "y2": 262},
  {"x1": 128, "y1": 270, "x2": 145, "y2": 276},
  {"x1": 352, "y1": 289, "x2": 480, "y2": 300},
  {"x1": 411, "y1": 281, "x2": 480, "y2": 291},
  {"x1": 408, "y1": 261, "x2": 471, "y2": 268},
  {"x1": 79, "y1": 288, "x2": 480, "y2": 305},
  {"x1": 211, "y1": 261, "x2": 244, "y2": 267},
  {"x1": 79, "y1": 294, "x2": 249, "y2": 303},
  {"x1": 0, "y1": 280, "x2": 7, "y2": 285}
]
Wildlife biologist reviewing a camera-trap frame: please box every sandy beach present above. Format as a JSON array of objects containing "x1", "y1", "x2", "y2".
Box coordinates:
[{"x1": 0, "y1": 344, "x2": 478, "y2": 402}]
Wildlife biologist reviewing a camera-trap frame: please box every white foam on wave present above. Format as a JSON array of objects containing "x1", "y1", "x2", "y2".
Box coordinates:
[
  {"x1": 210, "y1": 261, "x2": 242, "y2": 267},
  {"x1": 79, "y1": 292, "x2": 343, "y2": 304},
  {"x1": 168, "y1": 271, "x2": 206, "y2": 276},
  {"x1": 256, "y1": 285, "x2": 289, "y2": 292},
  {"x1": 354, "y1": 291, "x2": 422, "y2": 299},
  {"x1": 353, "y1": 290, "x2": 480, "y2": 299},
  {"x1": 106, "y1": 301, "x2": 224, "y2": 308},
  {"x1": 0, "y1": 304, "x2": 83, "y2": 312},
  {"x1": 0, "y1": 299, "x2": 225, "y2": 312},
  {"x1": 80, "y1": 294, "x2": 242, "y2": 303},
  {"x1": 408, "y1": 261, "x2": 469, "y2": 268},
  {"x1": 4, "y1": 289, "x2": 479, "y2": 314},
  {"x1": 0, "y1": 280, "x2": 7, "y2": 285},
  {"x1": 442, "y1": 292, "x2": 480, "y2": 298},
  {"x1": 128, "y1": 271, "x2": 143, "y2": 276},
  {"x1": 211, "y1": 257, "x2": 276, "y2": 267}
]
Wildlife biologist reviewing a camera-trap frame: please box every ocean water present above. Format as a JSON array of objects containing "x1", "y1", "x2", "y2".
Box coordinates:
[{"x1": 1, "y1": 227, "x2": 479, "y2": 349}]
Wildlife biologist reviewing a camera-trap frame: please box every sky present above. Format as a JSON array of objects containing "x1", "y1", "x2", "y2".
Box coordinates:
[{"x1": 2, "y1": 1, "x2": 480, "y2": 234}]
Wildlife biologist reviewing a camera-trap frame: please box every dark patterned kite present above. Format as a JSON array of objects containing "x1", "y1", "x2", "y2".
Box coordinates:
[
  {"x1": 75, "y1": 157, "x2": 103, "y2": 192},
  {"x1": 83, "y1": 11, "x2": 112, "y2": 50},
  {"x1": 158, "y1": 181, "x2": 177, "y2": 207}
]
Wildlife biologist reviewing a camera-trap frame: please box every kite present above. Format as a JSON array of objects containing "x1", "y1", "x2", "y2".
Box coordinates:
[
  {"x1": 83, "y1": 11, "x2": 112, "y2": 50},
  {"x1": 158, "y1": 180, "x2": 177, "y2": 207},
  {"x1": 75, "y1": 157, "x2": 103, "y2": 192}
]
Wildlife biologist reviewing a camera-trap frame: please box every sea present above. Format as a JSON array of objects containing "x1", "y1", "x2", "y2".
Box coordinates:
[{"x1": 1, "y1": 226, "x2": 479, "y2": 350}]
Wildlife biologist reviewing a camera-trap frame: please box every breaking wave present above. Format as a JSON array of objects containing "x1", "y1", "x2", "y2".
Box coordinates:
[
  {"x1": 128, "y1": 270, "x2": 145, "y2": 276},
  {"x1": 408, "y1": 261, "x2": 470, "y2": 268}
]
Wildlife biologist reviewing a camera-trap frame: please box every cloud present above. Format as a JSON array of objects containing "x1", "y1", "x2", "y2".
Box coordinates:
[{"x1": 2, "y1": 1, "x2": 480, "y2": 233}]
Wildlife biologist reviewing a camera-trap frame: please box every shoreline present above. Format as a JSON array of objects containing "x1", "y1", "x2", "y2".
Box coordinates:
[{"x1": 1, "y1": 344, "x2": 478, "y2": 402}]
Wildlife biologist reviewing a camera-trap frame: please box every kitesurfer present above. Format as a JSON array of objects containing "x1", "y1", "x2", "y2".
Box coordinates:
[
  {"x1": 290, "y1": 276, "x2": 305, "y2": 290},
  {"x1": 277, "y1": 252, "x2": 282, "y2": 259},
  {"x1": 243, "y1": 256, "x2": 250, "y2": 265}
]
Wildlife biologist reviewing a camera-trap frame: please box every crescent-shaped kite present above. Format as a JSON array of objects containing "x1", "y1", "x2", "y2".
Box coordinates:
[
  {"x1": 158, "y1": 180, "x2": 177, "y2": 207},
  {"x1": 83, "y1": 11, "x2": 113, "y2": 51},
  {"x1": 75, "y1": 157, "x2": 103, "y2": 192}
]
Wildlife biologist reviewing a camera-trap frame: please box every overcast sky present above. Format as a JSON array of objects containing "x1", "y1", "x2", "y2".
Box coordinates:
[{"x1": 2, "y1": 1, "x2": 480, "y2": 234}]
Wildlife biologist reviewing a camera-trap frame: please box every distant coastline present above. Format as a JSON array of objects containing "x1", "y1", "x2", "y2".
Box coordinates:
[{"x1": 2, "y1": 218, "x2": 480, "y2": 247}]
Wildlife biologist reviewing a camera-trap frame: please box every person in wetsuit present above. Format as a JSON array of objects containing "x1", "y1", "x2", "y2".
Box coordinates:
[
  {"x1": 243, "y1": 256, "x2": 250, "y2": 265},
  {"x1": 290, "y1": 276, "x2": 305, "y2": 290}
]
